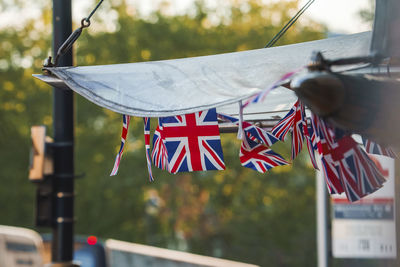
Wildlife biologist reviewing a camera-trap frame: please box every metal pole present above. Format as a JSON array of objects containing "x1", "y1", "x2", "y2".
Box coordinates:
[
  {"x1": 395, "y1": 159, "x2": 400, "y2": 266},
  {"x1": 316, "y1": 162, "x2": 328, "y2": 267},
  {"x1": 51, "y1": 0, "x2": 75, "y2": 265}
]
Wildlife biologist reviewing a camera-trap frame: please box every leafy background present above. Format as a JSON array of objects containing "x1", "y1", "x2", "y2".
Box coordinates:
[{"x1": 1, "y1": 0, "x2": 386, "y2": 266}]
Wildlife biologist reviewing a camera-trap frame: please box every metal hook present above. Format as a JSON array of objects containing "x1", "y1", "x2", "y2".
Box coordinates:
[
  {"x1": 81, "y1": 18, "x2": 91, "y2": 28},
  {"x1": 43, "y1": 0, "x2": 104, "y2": 68}
]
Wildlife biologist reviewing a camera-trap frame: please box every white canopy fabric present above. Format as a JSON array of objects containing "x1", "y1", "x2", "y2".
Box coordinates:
[{"x1": 35, "y1": 32, "x2": 371, "y2": 118}]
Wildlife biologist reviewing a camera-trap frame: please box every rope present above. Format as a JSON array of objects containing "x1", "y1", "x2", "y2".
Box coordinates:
[
  {"x1": 85, "y1": 0, "x2": 105, "y2": 23},
  {"x1": 265, "y1": 0, "x2": 315, "y2": 48}
]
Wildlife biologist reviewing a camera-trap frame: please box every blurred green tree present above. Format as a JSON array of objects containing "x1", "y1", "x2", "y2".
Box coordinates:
[
  {"x1": 0, "y1": 0, "x2": 325, "y2": 266},
  {"x1": 358, "y1": 0, "x2": 375, "y2": 24}
]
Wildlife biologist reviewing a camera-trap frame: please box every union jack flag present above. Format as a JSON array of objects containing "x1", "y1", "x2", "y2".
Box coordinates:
[
  {"x1": 155, "y1": 108, "x2": 225, "y2": 173},
  {"x1": 332, "y1": 136, "x2": 386, "y2": 202},
  {"x1": 244, "y1": 122, "x2": 279, "y2": 147},
  {"x1": 320, "y1": 155, "x2": 343, "y2": 195},
  {"x1": 151, "y1": 120, "x2": 169, "y2": 171},
  {"x1": 143, "y1": 117, "x2": 154, "y2": 182},
  {"x1": 110, "y1": 115, "x2": 130, "y2": 176},
  {"x1": 240, "y1": 135, "x2": 289, "y2": 173},
  {"x1": 312, "y1": 114, "x2": 344, "y2": 194},
  {"x1": 291, "y1": 101, "x2": 305, "y2": 160},
  {"x1": 362, "y1": 138, "x2": 397, "y2": 158},
  {"x1": 316, "y1": 116, "x2": 337, "y2": 153},
  {"x1": 309, "y1": 113, "x2": 321, "y2": 152},
  {"x1": 302, "y1": 109, "x2": 318, "y2": 169},
  {"x1": 217, "y1": 113, "x2": 278, "y2": 147},
  {"x1": 271, "y1": 101, "x2": 298, "y2": 141},
  {"x1": 217, "y1": 113, "x2": 239, "y2": 124}
]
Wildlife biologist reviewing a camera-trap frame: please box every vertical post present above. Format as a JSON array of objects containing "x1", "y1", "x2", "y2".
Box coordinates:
[
  {"x1": 51, "y1": 0, "x2": 75, "y2": 265},
  {"x1": 395, "y1": 159, "x2": 400, "y2": 266},
  {"x1": 316, "y1": 165, "x2": 328, "y2": 267}
]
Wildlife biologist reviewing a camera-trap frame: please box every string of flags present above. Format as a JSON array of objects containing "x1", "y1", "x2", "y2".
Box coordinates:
[{"x1": 110, "y1": 73, "x2": 397, "y2": 203}]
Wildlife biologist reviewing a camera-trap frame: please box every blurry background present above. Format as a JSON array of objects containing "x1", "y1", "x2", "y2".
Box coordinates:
[{"x1": 0, "y1": 0, "x2": 373, "y2": 266}]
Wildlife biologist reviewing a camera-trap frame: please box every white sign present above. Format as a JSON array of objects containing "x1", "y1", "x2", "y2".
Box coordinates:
[{"x1": 331, "y1": 155, "x2": 396, "y2": 258}]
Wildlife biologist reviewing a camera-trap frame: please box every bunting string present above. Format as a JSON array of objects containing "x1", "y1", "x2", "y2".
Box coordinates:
[{"x1": 108, "y1": 65, "x2": 393, "y2": 203}]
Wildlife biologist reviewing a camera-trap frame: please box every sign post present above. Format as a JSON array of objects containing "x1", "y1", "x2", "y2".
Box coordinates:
[
  {"x1": 316, "y1": 164, "x2": 329, "y2": 267},
  {"x1": 331, "y1": 155, "x2": 397, "y2": 259}
]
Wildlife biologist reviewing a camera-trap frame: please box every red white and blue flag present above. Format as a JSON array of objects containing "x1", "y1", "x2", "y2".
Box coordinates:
[
  {"x1": 151, "y1": 121, "x2": 169, "y2": 171},
  {"x1": 240, "y1": 134, "x2": 289, "y2": 173},
  {"x1": 320, "y1": 155, "x2": 343, "y2": 195},
  {"x1": 110, "y1": 115, "x2": 130, "y2": 176},
  {"x1": 311, "y1": 114, "x2": 344, "y2": 195},
  {"x1": 291, "y1": 101, "x2": 305, "y2": 160},
  {"x1": 244, "y1": 121, "x2": 279, "y2": 147},
  {"x1": 311, "y1": 114, "x2": 386, "y2": 201},
  {"x1": 269, "y1": 100, "x2": 305, "y2": 160},
  {"x1": 301, "y1": 108, "x2": 318, "y2": 170},
  {"x1": 271, "y1": 101, "x2": 298, "y2": 141},
  {"x1": 153, "y1": 108, "x2": 225, "y2": 173},
  {"x1": 217, "y1": 113, "x2": 278, "y2": 147},
  {"x1": 362, "y1": 138, "x2": 397, "y2": 158},
  {"x1": 309, "y1": 113, "x2": 321, "y2": 152},
  {"x1": 332, "y1": 136, "x2": 386, "y2": 202},
  {"x1": 318, "y1": 118, "x2": 337, "y2": 152},
  {"x1": 143, "y1": 117, "x2": 154, "y2": 182}
]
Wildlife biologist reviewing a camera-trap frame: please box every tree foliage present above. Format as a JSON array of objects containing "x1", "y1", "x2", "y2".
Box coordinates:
[
  {"x1": 358, "y1": 0, "x2": 375, "y2": 24},
  {"x1": 0, "y1": 0, "x2": 326, "y2": 266}
]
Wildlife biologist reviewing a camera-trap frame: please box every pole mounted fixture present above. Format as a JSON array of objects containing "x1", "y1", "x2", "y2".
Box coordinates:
[
  {"x1": 47, "y1": 1, "x2": 105, "y2": 265},
  {"x1": 291, "y1": 49, "x2": 400, "y2": 147}
]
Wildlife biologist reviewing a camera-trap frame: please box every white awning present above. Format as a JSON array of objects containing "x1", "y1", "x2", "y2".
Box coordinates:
[{"x1": 34, "y1": 32, "x2": 371, "y2": 118}]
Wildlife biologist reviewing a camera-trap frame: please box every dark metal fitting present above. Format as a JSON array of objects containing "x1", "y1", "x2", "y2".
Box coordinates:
[
  {"x1": 55, "y1": 173, "x2": 75, "y2": 179},
  {"x1": 43, "y1": 56, "x2": 55, "y2": 68},
  {"x1": 307, "y1": 51, "x2": 329, "y2": 71},
  {"x1": 56, "y1": 192, "x2": 75, "y2": 198},
  {"x1": 56, "y1": 217, "x2": 75, "y2": 223},
  {"x1": 81, "y1": 18, "x2": 91, "y2": 28},
  {"x1": 48, "y1": 141, "x2": 73, "y2": 147}
]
